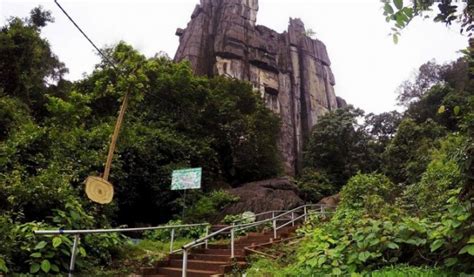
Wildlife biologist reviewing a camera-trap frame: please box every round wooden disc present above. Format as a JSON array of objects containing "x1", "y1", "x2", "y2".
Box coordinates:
[{"x1": 85, "y1": 176, "x2": 114, "y2": 204}]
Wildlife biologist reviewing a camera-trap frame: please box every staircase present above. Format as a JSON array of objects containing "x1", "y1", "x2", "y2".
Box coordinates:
[{"x1": 140, "y1": 225, "x2": 300, "y2": 277}]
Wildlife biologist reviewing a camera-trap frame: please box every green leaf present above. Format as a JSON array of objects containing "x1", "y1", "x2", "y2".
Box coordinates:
[
  {"x1": 387, "y1": 242, "x2": 399, "y2": 249},
  {"x1": 393, "y1": 0, "x2": 403, "y2": 10},
  {"x1": 0, "y1": 258, "x2": 8, "y2": 273},
  {"x1": 404, "y1": 7, "x2": 413, "y2": 18},
  {"x1": 307, "y1": 258, "x2": 317, "y2": 267},
  {"x1": 430, "y1": 239, "x2": 444, "y2": 252},
  {"x1": 30, "y1": 263, "x2": 40, "y2": 274},
  {"x1": 317, "y1": 256, "x2": 327, "y2": 266},
  {"x1": 384, "y1": 3, "x2": 394, "y2": 14},
  {"x1": 333, "y1": 267, "x2": 342, "y2": 275},
  {"x1": 438, "y1": 105, "x2": 446, "y2": 114},
  {"x1": 51, "y1": 263, "x2": 60, "y2": 272},
  {"x1": 392, "y1": 34, "x2": 399, "y2": 44},
  {"x1": 30, "y1": 252, "x2": 42, "y2": 258},
  {"x1": 453, "y1": 106, "x2": 460, "y2": 115},
  {"x1": 358, "y1": 251, "x2": 371, "y2": 262},
  {"x1": 34, "y1": 241, "x2": 47, "y2": 250},
  {"x1": 41, "y1": 259, "x2": 51, "y2": 273},
  {"x1": 52, "y1": 237, "x2": 62, "y2": 248},
  {"x1": 79, "y1": 247, "x2": 87, "y2": 257},
  {"x1": 468, "y1": 235, "x2": 474, "y2": 244},
  {"x1": 444, "y1": 257, "x2": 458, "y2": 267},
  {"x1": 70, "y1": 210, "x2": 81, "y2": 221},
  {"x1": 459, "y1": 245, "x2": 474, "y2": 255},
  {"x1": 396, "y1": 14, "x2": 406, "y2": 28}
]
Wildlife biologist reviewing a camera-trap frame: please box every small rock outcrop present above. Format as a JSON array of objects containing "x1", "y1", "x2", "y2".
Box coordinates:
[
  {"x1": 317, "y1": 193, "x2": 340, "y2": 207},
  {"x1": 220, "y1": 177, "x2": 304, "y2": 216},
  {"x1": 175, "y1": 0, "x2": 346, "y2": 175}
]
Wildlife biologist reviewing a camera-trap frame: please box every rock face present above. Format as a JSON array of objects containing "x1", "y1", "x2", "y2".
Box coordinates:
[
  {"x1": 219, "y1": 177, "x2": 304, "y2": 217},
  {"x1": 174, "y1": 0, "x2": 345, "y2": 175}
]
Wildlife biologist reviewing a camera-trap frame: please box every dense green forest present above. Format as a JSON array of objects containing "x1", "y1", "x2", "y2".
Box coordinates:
[
  {"x1": 0, "y1": 6, "x2": 473, "y2": 276},
  {"x1": 0, "y1": 9, "x2": 283, "y2": 273}
]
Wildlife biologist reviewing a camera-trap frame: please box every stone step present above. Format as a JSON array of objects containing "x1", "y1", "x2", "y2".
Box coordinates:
[
  {"x1": 247, "y1": 231, "x2": 268, "y2": 237},
  {"x1": 189, "y1": 253, "x2": 245, "y2": 262},
  {"x1": 207, "y1": 243, "x2": 252, "y2": 249},
  {"x1": 148, "y1": 222, "x2": 302, "y2": 276},
  {"x1": 171, "y1": 252, "x2": 243, "y2": 262},
  {"x1": 192, "y1": 248, "x2": 245, "y2": 256},
  {"x1": 210, "y1": 225, "x2": 230, "y2": 232},
  {"x1": 169, "y1": 259, "x2": 227, "y2": 272},
  {"x1": 238, "y1": 236, "x2": 273, "y2": 243},
  {"x1": 207, "y1": 240, "x2": 270, "y2": 249},
  {"x1": 157, "y1": 267, "x2": 220, "y2": 277}
]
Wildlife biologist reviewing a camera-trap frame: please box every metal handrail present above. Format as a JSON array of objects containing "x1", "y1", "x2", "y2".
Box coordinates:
[
  {"x1": 33, "y1": 204, "x2": 335, "y2": 277},
  {"x1": 231, "y1": 210, "x2": 286, "y2": 223},
  {"x1": 234, "y1": 206, "x2": 301, "y2": 231},
  {"x1": 181, "y1": 225, "x2": 233, "y2": 249},
  {"x1": 275, "y1": 213, "x2": 305, "y2": 231},
  {"x1": 179, "y1": 203, "x2": 336, "y2": 277},
  {"x1": 34, "y1": 222, "x2": 210, "y2": 277},
  {"x1": 231, "y1": 204, "x2": 330, "y2": 224},
  {"x1": 34, "y1": 223, "x2": 210, "y2": 235}
]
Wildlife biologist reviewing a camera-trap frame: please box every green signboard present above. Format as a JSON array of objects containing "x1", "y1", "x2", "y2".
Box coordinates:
[{"x1": 171, "y1": 168, "x2": 202, "y2": 190}]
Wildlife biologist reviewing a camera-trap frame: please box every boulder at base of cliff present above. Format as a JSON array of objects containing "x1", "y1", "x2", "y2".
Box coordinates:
[
  {"x1": 317, "y1": 193, "x2": 340, "y2": 207},
  {"x1": 221, "y1": 177, "x2": 304, "y2": 217}
]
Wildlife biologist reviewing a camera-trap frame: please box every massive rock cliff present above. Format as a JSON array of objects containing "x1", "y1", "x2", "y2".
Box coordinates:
[{"x1": 174, "y1": 0, "x2": 346, "y2": 175}]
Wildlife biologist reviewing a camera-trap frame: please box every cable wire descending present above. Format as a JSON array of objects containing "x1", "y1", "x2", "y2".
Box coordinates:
[
  {"x1": 53, "y1": 0, "x2": 134, "y2": 205},
  {"x1": 53, "y1": 0, "x2": 119, "y2": 71}
]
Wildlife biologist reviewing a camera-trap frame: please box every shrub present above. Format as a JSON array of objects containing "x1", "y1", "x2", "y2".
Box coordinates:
[
  {"x1": 339, "y1": 173, "x2": 398, "y2": 215},
  {"x1": 223, "y1": 211, "x2": 256, "y2": 225},
  {"x1": 402, "y1": 134, "x2": 464, "y2": 215},
  {"x1": 296, "y1": 169, "x2": 336, "y2": 203},
  {"x1": 382, "y1": 119, "x2": 446, "y2": 184},
  {"x1": 143, "y1": 219, "x2": 207, "y2": 241},
  {"x1": 184, "y1": 190, "x2": 239, "y2": 223},
  {"x1": 0, "y1": 196, "x2": 127, "y2": 275},
  {"x1": 283, "y1": 205, "x2": 472, "y2": 276}
]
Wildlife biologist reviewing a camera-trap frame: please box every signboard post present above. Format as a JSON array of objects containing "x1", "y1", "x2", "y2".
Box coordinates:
[{"x1": 171, "y1": 168, "x2": 202, "y2": 219}]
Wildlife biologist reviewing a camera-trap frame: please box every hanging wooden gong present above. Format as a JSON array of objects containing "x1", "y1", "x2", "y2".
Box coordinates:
[{"x1": 85, "y1": 92, "x2": 129, "y2": 204}]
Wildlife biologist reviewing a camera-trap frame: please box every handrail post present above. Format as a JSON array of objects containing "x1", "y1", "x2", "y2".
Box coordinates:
[
  {"x1": 68, "y1": 234, "x2": 80, "y2": 277},
  {"x1": 304, "y1": 206, "x2": 307, "y2": 222},
  {"x1": 273, "y1": 217, "x2": 277, "y2": 239},
  {"x1": 170, "y1": 228, "x2": 175, "y2": 254},
  {"x1": 204, "y1": 225, "x2": 209, "y2": 249},
  {"x1": 291, "y1": 211, "x2": 295, "y2": 226},
  {"x1": 230, "y1": 223, "x2": 235, "y2": 258},
  {"x1": 182, "y1": 248, "x2": 188, "y2": 277}
]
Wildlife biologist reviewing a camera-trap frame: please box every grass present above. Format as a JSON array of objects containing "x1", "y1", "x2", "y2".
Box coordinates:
[
  {"x1": 84, "y1": 238, "x2": 193, "y2": 276},
  {"x1": 366, "y1": 265, "x2": 456, "y2": 277}
]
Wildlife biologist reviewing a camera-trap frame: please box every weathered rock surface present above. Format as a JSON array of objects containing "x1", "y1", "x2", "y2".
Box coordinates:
[
  {"x1": 317, "y1": 193, "x2": 340, "y2": 207},
  {"x1": 219, "y1": 177, "x2": 304, "y2": 217},
  {"x1": 175, "y1": 0, "x2": 346, "y2": 175}
]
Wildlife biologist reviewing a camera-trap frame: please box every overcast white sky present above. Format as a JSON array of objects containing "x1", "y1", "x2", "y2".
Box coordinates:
[{"x1": 0, "y1": 0, "x2": 468, "y2": 114}]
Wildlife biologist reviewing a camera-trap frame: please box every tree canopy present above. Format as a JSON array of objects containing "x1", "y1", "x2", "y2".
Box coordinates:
[
  {"x1": 382, "y1": 0, "x2": 474, "y2": 42},
  {"x1": 0, "y1": 11, "x2": 283, "y2": 273}
]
